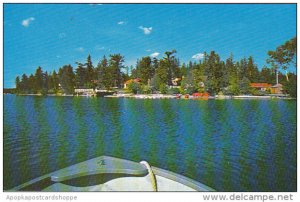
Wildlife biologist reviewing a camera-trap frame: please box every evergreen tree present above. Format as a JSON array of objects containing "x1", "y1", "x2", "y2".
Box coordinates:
[
  {"x1": 180, "y1": 63, "x2": 187, "y2": 77},
  {"x1": 239, "y1": 58, "x2": 248, "y2": 79},
  {"x1": 163, "y1": 49, "x2": 178, "y2": 85},
  {"x1": 42, "y1": 71, "x2": 49, "y2": 95},
  {"x1": 109, "y1": 54, "x2": 125, "y2": 88},
  {"x1": 75, "y1": 62, "x2": 86, "y2": 88},
  {"x1": 247, "y1": 56, "x2": 259, "y2": 82},
  {"x1": 51, "y1": 70, "x2": 59, "y2": 93},
  {"x1": 205, "y1": 51, "x2": 223, "y2": 94},
  {"x1": 136, "y1": 56, "x2": 153, "y2": 84},
  {"x1": 58, "y1": 65, "x2": 75, "y2": 94},
  {"x1": 28, "y1": 74, "x2": 35, "y2": 94},
  {"x1": 21, "y1": 74, "x2": 29, "y2": 93},
  {"x1": 239, "y1": 77, "x2": 251, "y2": 94},
  {"x1": 85, "y1": 54, "x2": 95, "y2": 88},
  {"x1": 96, "y1": 55, "x2": 113, "y2": 89},
  {"x1": 155, "y1": 59, "x2": 169, "y2": 85},
  {"x1": 34, "y1": 66, "x2": 43, "y2": 93},
  {"x1": 226, "y1": 54, "x2": 238, "y2": 85},
  {"x1": 259, "y1": 66, "x2": 274, "y2": 83},
  {"x1": 15, "y1": 76, "x2": 20, "y2": 93}
]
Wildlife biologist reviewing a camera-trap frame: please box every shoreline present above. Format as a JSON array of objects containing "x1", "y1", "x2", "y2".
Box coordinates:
[{"x1": 4, "y1": 93, "x2": 295, "y2": 100}]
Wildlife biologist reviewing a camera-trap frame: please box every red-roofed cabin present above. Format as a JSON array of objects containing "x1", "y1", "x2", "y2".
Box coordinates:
[{"x1": 250, "y1": 83, "x2": 272, "y2": 91}]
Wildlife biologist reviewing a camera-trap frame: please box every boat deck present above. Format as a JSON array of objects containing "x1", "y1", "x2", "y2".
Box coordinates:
[{"x1": 9, "y1": 156, "x2": 215, "y2": 192}]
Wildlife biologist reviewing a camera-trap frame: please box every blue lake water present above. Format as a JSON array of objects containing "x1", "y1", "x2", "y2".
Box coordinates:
[{"x1": 3, "y1": 94, "x2": 297, "y2": 191}]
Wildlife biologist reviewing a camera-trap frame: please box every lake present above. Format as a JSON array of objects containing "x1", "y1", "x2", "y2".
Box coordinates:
[{"x1": 3, "y1": 94, "x2": 297, "y2": 191}]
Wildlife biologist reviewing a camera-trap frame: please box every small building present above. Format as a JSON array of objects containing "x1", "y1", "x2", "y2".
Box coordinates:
[
  {"x1": 270, "y1": 83, "x2": 283, "y2": 94},
  {"x1": 74, "y1": 88, "x2": 94, "y2": 93},
  {"x1": 171, "y1": 78, "x2": 182, "y2": 86},
  {"x1": 192, "y1": 92, "x2": 209, "y2": 97},
  {"x1": 124, "y1": 78, "x2": 141, "y2": 89},
  {"x1": 250, "y1": 83, "x2": 272, "y2": 91},
  {"x1": 74, "y1": 88, "x2": 95, "y2": 96}
]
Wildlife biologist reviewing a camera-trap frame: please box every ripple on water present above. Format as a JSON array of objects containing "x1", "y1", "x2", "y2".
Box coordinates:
[{"x1": 3, "y1": 95, "x2": 297, "y2": 191}]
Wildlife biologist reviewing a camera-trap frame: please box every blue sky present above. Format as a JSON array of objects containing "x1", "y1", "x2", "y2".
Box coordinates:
[{"x1": 4, "y1": 4, "x2": 296, "y2": 88}]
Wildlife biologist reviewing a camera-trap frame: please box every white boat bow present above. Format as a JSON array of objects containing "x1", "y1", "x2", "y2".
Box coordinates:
[{"x1": 9, "y1": 156, "x2": 215, "y2": 192}]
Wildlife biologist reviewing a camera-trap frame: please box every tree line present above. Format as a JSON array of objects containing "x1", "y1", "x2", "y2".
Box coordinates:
[{"x1": 15, "y1": 37, "x2": 296, "y2": 97}]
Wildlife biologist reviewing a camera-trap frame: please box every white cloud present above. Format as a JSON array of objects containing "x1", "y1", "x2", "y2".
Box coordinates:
[
  {"x1": 59, "y1": 33, "x2": 66, "y2": 38},
  {"x1": 139, "y1": 26, "x2": 152, "y2": 35},
  {"x1": 117, "y1": 21, "x2": 125, "y2": 25},
  {"x1": 146, "y1": 49, "x2": 152, "y2": 52},
  {"x1": 192, "y1": 53, "x2": 204, "y2": 60},
  {"x1": 21, "y1": 17, "x2": 35, "y2": 27},
  {"x1": 95, "y1": 45, "x2": 105, "y2": 50},
  {"x1": 150, "y1": 52, "x2": 160, "y2": 58},
  {"x1": 76, "y1": 47, "x2": 85, "y2": 52}
]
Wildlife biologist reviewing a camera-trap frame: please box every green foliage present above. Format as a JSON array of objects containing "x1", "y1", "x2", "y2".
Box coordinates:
[
  {"x1": 15, "y1": 76, "x2": 20, "y2": 94},
  {"x1": 159, "y1": 84, "x2": 168, "y2": 94},
  {"x1": 142, "y1": 85, "x2": 152, "y2": 94},
  {"x1": 109, "y1": 54, "x2": 125, "y2": 88},
  {"x1": 179, "y1": 75, "x2": 197, "y2": 94},
  {"x1": 58, "y1": 65, "x2": 75, "y2": 94},
  {"x1": 136, "y1": 57, "x2": 154, "y2": 84},
  {"x1": 267, "y1": 37, "x2": 296, "y2": 71},
  {"x1": 127, "y1": 81, "x2": 141, "y2": 94},
  {"x1": 249, "y1": 88, "x2": 262, "y2": 96},
  {"x1": 75, "y1": 63, "x2": 86, "y2": 88},
  {"x1": 259, "y1": 66, "x2": 275, "y2": 84},
  {"x1": 239, "y1": 77, "x2": 251, "y2": 95},
  {"x1": 167, "y1": 87, "x2": 180, "y2": 95},
  {"x1": 14, "y1": 44, "x2": 296, "y2": 97},
  {"x1": 34, "y1": 66, "x2": 43, "y2": 93},
  {"x1": 75, "y1": 55, "x2": 95, "y2": 89},
  {"x1": 225, "y1": 83, "x2": 240, "y2": 95},
  {"x1": 247, "y1": 56, "x2": 260, "y2": 82},
  {"x1": 150, "y1": 74, "x2": 162, "y2": 90},
  {"x1": 155, "y1": 60, "x2": 169, "y2": 85},
  {"x1": 205, "y1": 51, "x2": 225, "y2": 94},
  {"x1": 283, "y1": 74, "x2": 297, "y2": 98}
]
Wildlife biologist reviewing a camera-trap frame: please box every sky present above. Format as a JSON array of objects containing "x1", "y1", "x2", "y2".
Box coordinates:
[{"x1": 3, "y1": 3, "x2": 296, "y2": 88}]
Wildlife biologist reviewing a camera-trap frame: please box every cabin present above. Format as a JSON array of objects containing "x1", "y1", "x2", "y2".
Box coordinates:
[
  {"x1": 171, "y1": 78, "x2": 182, "y2": 86},
  {"x1": 250, "y1": 83, "x2": 272, "y2": 91},
  {"x1": 270, "y1": 83, "x2": 283, "y2": 94},
  {"x1": 74, "y1": 88, "x2": 95, "y2": 96},
  {"x1": 74, "y1": 88, "x2": 94, "y2": 93},
  {"x1": 124, "y1": 78, "x2": 141, "y2": 89}
]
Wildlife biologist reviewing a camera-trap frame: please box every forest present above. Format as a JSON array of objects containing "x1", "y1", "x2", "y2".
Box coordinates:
[{"x1": 14, "y1": 37, "x2": 296, "y2": 97}]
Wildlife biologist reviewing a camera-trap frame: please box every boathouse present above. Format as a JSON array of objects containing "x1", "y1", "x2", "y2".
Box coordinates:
[{"x1": 270, "y1": 83, "x2": 284, "y2": 94}]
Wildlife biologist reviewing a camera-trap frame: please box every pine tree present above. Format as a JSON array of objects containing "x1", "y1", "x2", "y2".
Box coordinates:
[
  {"x1": 21, "y1": 74, "x2": 29, "y2": 93},
  {"x1": 75, "y1": 63, "x2": 86, "y2": 88},
  {"x1": 15, "y1": 76, "x2": 20, "y2": 93},
  {"x1": 109, "y1": 54, "x2": 125, "y2": 88},
  {"x1": 85, "y1": 54, "x2": 95, "y2": 88},
  {"x1": 58, "y1": 65, "x2": 75, "y2": 94},
  {"x1": 136, "y1": 56, "x2": 153, "y2": 84},
  {"x1": 34, "y1": 66, "x2": 43, "y2": 93}
]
